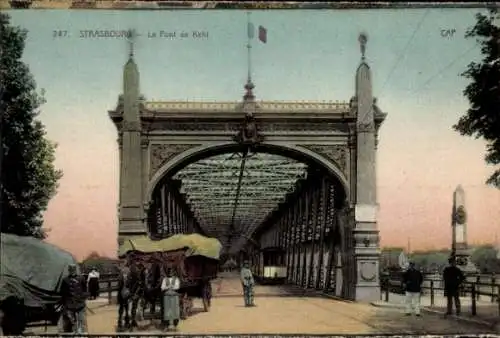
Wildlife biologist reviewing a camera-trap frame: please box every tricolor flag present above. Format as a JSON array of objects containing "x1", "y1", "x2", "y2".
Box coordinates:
[
  {"x1": 247, "y1": 22, "x2": 255, "y2": 39},
  {"x1": 258, "y1": 25, "x2": 267, "y2": 43},
  {"x1": 247, "y1": 21, "x2": 267, "y2": 44}
]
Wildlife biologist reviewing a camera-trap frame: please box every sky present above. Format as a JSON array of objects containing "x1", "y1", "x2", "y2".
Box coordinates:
[{"x1": 6, "y1": 8, "x2": 500, "y2": 260}]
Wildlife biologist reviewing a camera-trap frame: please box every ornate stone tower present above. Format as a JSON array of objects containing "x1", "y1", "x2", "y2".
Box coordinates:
[
  {"x1": 353, "y1": 33, "x2": 381, "y2": 301},
  {"x1": 118, "y1": 40, "x2": 146, "y2": 247}
]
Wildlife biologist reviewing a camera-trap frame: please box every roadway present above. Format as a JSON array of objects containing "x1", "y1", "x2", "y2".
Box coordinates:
[{"x1": 28, "y1": 272, "x2": 497, "y2": 335}]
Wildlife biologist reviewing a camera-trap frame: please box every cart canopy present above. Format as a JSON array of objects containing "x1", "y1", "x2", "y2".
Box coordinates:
[
  {"x1": 0, "y1": 233, "x2": 79, "y2": 307},
  {"x1": 119, "y1": 233, "x2": 222, "y2": 260}
]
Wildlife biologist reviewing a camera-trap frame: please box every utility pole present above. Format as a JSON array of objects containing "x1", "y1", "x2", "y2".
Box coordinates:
[
  {"x1": 0, "y1": 42, "x2": 4, "y2": 232},
  {"x1": 0, "y1": 88, "x2": 3, "y2": 232}
]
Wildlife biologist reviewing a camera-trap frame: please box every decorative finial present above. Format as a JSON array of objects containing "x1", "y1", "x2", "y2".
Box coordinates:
[
  {"x1": 244, "y1": 79, "x2": 255, "y2": 102},
  {"x1": 358, "y1": 33, "x2": 368, "y2": 60}
]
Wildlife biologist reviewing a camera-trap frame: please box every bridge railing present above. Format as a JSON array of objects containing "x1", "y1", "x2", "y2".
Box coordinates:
[
  {"x1": 83, "y1": 273, "x2": 119, "y2": 305},
  {"x1": 380, "y1": 274, "x2": 500, "y2": 318}
]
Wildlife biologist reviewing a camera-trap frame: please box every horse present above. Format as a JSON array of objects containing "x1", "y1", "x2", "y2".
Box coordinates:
[
  {"x1": 116, "y1": 267, "x2": 133, "y2": 329},
  {"x1": 137, "y1": 263, "x2": 162, "y2": 322},
  {"x1": 117, "y1": 264, "x2": 145, "y2": 330}
]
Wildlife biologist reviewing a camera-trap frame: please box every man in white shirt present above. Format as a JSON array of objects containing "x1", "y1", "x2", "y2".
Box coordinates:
[{"x1": 160, "y1": 268, "x2": 181, "y2": 330}]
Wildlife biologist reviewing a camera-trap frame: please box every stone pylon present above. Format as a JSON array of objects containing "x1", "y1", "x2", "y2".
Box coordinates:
[
  {"x1": 352, "y1": 33, "x2": 381, "y2": 302},
  {"x1": 117, "y1": 39, "x2": 147, "y2": 249},
  {"x1": 451, "y1": 185, "x2": 477, "y2": 273}
]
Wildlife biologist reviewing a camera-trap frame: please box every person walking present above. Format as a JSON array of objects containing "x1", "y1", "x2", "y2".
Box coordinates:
[
  {"x1": 240, "y1": 261, "x2": 255, "y2": 307},
  {"x1": 442, "y1": 257, "x2": 465, "y2": 316},
  {"x1": 87, "y1": 267, "x2": 100, "y2": 300},
  {"x1": 402, "y1": 262, "x2": 423, "y2": 316},
  {"x1": 60, "y1": 264, "x2": 88, "y2": 333},
  {"x1": 160, "y1": 268, "x2": 181, "y2": 331}
]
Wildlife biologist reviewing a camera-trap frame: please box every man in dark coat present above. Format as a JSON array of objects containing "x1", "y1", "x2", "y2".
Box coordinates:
[
  {"x1": 442, "y1": 257, "x2": 465, "y2": 315},
  {"x1": 402, "y1": 262, "x2": 423, "y2": 316},
  {"x1": 60, "y1": 264, "x2": 87, "y2": 333}
]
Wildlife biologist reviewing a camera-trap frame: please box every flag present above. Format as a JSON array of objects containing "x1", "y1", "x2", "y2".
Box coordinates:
[
  {"x1": 247, "y1": 22, "x2": 255, "y2": 39},
  {"x1": 258, "y1": 25, "x2": 267, "y2": 43}
]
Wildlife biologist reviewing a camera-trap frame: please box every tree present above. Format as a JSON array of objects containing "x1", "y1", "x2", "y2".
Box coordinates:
[
  {"x1": 81, "y1": 252, "x2": 120, "y2": 274},
  {"x1": 455, "y1": 9, "x2": 500, "y2": 188},
  {"x1": 0, "y1": 13, "x2": 62, "y2": 239},
  {"x1": 470, "y1": 245, "x2": 500, "y2": 273}
]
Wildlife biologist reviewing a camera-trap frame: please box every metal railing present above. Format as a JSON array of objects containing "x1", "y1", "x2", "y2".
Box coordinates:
[
  {"x1": 380, "y1": 274, "x2": 500, "y2": 317},
  {"x1": 83, "y1": 273, "x2": 119, "y2": 305},
  {"x1": 91, "y1": 272, "x2": 500, "y2": 318}
]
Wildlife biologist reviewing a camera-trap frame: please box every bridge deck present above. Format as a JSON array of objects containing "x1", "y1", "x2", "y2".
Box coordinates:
[{"x1": 29, "y1": 273, "x2": 494, "y2": 335}]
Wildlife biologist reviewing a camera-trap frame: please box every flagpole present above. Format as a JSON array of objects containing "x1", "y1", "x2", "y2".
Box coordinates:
[{"x1": 246, "y1": 11, "x2": 252, "y2": 84}]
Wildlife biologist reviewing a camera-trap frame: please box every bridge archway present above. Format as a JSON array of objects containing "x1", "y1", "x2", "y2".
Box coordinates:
[
  {"x1": 109, "y1": 34, "x2": 386, "y2": 302},
  {"x1": 145, "y1": 144, "x2": 353, "y2": 298},
  {"x1": 146, "y1": 142, "x2": 350, "y2": 204}
]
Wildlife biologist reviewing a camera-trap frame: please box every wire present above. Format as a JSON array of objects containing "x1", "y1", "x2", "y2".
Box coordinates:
[
  {"x1": 380, "y1": 9, "x2": 430, "y2": 95},
  {"x1": 415, "y1": 42, "x2": 479, "y2": 93}
]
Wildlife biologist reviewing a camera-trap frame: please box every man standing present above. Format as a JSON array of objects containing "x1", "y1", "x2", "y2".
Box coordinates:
[
  {"x1": 60, "y1": 264, "x2": 87, "y2": 333},
  {"x1": 240, "y1": 261, "x2": 255, "y2": 307},
  {"x1": 443, "y1": 257, "x2": 465, "y2": 316},
  {"x1": 402, "y1": 262, "x2": 423, "y2": 316},
  {"x1": 160, "y1": 268, "x2": 181, "y2": 331}
]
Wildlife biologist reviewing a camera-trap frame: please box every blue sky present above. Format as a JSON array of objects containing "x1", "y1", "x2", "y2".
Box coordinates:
[{"x1": 6, "y1": 8, "x2": 500, "y2": 258}]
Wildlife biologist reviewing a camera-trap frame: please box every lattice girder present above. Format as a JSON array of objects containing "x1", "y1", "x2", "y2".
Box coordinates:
[{"x1": 172, "y1": 152, "x2": 309, "y2": 251}]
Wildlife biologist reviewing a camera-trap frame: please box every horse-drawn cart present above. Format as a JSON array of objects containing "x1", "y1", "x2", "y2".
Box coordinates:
[{"x1": 118, "y1": 233, "x2": 221, "y2": 319}]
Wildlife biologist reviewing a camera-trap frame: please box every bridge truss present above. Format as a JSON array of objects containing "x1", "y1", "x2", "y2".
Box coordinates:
[{"x1": 173, "y1": 152, "x2": 309, "y2": 251}]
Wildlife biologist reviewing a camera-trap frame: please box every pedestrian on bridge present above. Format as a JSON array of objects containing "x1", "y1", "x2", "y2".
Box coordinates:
[
  {"x1": 60, "y1": 264, "x2": 88, "y2": 333},
  {"x1": 402, "y1": 262, "x2": 423, "y2": 316},
  {"x1": 87, "y1": 267, "x2": 100, "y2": 300},
  {"x1": 240, "y1": 261, "x2": 255, "y2": 307},
  {"x1": 442, "y1": 257, "x2": 465, "y2": 316},
  {"x1": 160, "y1": 268, "x2": 181, "y2": 331}
]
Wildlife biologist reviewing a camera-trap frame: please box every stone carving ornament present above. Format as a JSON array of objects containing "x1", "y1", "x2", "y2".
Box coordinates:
[
  {"x1": 149, "y1": 144, "x2": 198, "y2": 178},
  {"x1": 301, "y1": 145, "x2": 348, "y2": 175},
  {"x1": 359, "y1": 261, "x2": 377, "y2": 282},
  {"x1": 150, "y1": 121, "x2": 347, "y2": 133},
  {"x1": 455, "y1": 205, "x2": 467, "y2": 224}
]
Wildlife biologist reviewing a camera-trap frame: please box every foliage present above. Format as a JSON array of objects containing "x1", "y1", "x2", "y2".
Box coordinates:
[
  {"x1": 411, "y1": 251, "x2": 450, "y2": 273},
  {"x1": 470, "y1": 245, "x2": 500, "y2": 273},
  {"x1": 382, "y1": 245, "x2": 500, "y2": 274},
  {"x1": 455, "y1": 9, "x2": 500, "y2": 188},
  {"x1": 0, "y1": 13, "x2": 62, "y2": 239},
  {"x1": 80, "y1": 251, "x2": 121, "y2": 274}
]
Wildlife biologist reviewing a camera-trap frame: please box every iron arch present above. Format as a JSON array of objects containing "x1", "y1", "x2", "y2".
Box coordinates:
[{"x1": 146, "y1": 141, "x2": 350, "y2": 204}]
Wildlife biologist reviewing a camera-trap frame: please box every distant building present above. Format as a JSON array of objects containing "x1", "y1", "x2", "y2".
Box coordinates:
[{"x1": 380, "y1": 249, "x2": 405, "y2": 270}]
